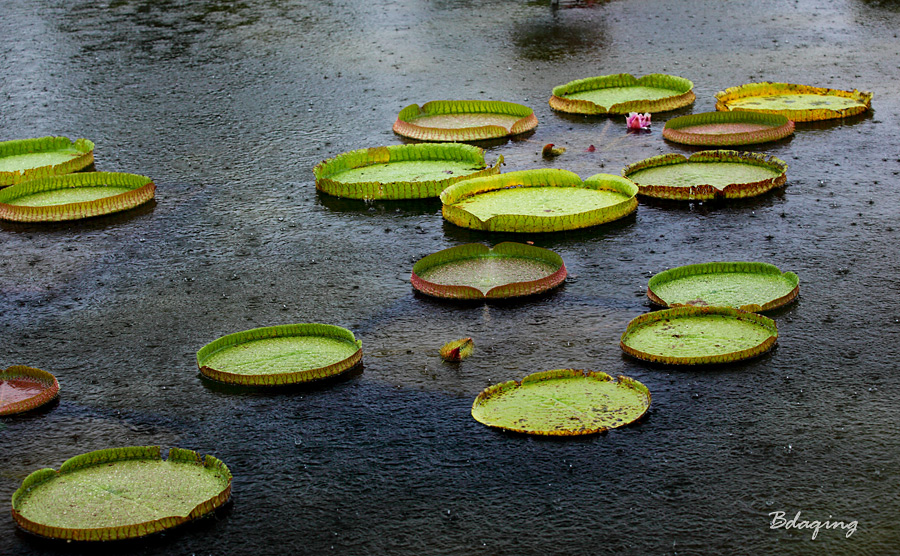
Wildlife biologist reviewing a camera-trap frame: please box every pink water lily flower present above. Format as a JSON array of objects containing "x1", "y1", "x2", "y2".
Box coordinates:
[{"x1": 626, "y1": 112, "x2": 651, "y2": 130}]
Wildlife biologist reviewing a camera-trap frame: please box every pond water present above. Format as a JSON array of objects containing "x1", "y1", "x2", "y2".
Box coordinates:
[{"x1": 2, "y1": 0, "x2": 899, "y2": 554}]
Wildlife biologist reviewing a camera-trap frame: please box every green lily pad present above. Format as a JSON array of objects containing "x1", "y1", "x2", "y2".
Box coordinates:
[
  {"x1": 440, "y1": 170, "x2": 637, "y2": 232},
  {"x1": 0, "y1": 366, "x2": 59, "y2": 416},
  {"x1": 0, "y1": 172, "x2": 156, "y2": 222},
  {"x1": 620, "y1": 307, "x2": 778, "y2": 365},
  {"x1": 715, "y1": 82, "x2": 873, "y2": 122},
  {"x1": 197, "y1": 323, "x2": 363, "y2": 386},
  {"x1": 549, "y1": 73, "x2": 695, "y2": 115},
  {"x1": 622, "y1": 150, "x2": 787, "y2": 201},
  {"x1": 662, "y1": 111, "x2": 795, "y2": 146},
  {"x1": 11, "y1": 446, "x2": 232, "y2": 542},
  {"x1": 648, "y1": 262, "x2": 799, "y2": 312},
  {"x1": 393, "y1": 100, "x2": 538, "y2": 142},
  {"x1": 0, "y1": 137, "x2": 95, "y2": 187},
  {"x1": 411, "y1": 242, "x2": 566, "y2": 300},
  {"x1": 471, "y1": 369, "x2": 651, "y2": 436}
]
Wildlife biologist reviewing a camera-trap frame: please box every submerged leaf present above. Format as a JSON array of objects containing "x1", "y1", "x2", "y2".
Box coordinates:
[{"x1": 440, "y1": 337, "x2": 474, "y2": 361}]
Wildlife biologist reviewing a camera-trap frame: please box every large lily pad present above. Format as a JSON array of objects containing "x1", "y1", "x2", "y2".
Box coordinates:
[
  {"x1": 440, "y1": 170, "x2": 637, "y2": 232},
  {"x1": 549, "y1": 73, "x2": 695, "y2": 115},
  {"x1": 715, "y1": 82, "x2": 873, "y2": 122},
  {"x1": 197, "y1": 323, "x2": 363, "y2": 386},
  {"x1": 0, "y1": 366, "x2": 59, "y2": 416},
  {"x1": 622, "y1": 150, "x2": 787, "y2": 201},
  {"x1": 648, "y1": 262, "x2": 799, "y2": 312},
  {"x1": 0, "y1": 137, "x2": 94, "y2": 187},
  {"x1": 11, "y1": 446, "x2": 232, "y2": 542},
  {"x1": 313, "y1": 143, "x2": 503, "y2": 200},
  {"x1": 662, "y1": 111, "x2": 795, "y2": 146},
  {"x1": 620, "y1": 306, "x2": 778, "y2": 365},
  {"x1": 0, "y1": 172, "x2": 156, "y2": 222},
  {"x1": 393, "y1": 100, "x2": 538, "y2": 142},
  {"x1": 411, "y1": 242, "x2": 566, "y2": 300},
  {"x1": 471, "y1": 369, "x2": 651, "y2": 436}
]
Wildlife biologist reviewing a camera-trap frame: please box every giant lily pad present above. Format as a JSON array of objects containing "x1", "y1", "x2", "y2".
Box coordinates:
[
  {"x1": 393, "y1": 100, "x2": 538, "y2": 142},
  {"x1": 662, "y1": 111, "x2": 795, "y2": 146},
  {"x1": 648, "y1": 262, "x2": 799, "y2": 312},
  {"x1": 0, "y1": 366, "x2": 59, "y2": 416},
  {"x1": 0, "y1": 172, "x2": 156, "y2": 222},
  {"x1": 411, "y1": 242, "x2": 566, "y2": 300},
  {"x1": 197, "y1": 323, "x2": 363, "y2": 386},
  {"x1": 440, "y1": 170, "x2": 637, "y2": 232},
  {"x1": 313, "y1": 143, "x2": 503, "y2": 200},
  {"x1": 11, "y1": 446, "x2": 232, "y2": 542},
  {"x1": 0, "y1": 137, "x2": 94, "y2": 187},
  {"x1": 715, "y1": 82, "x2": 873, "y2": 122},
  {"x1": 471, "y1": 369, "x2": 650, "y2": 436},
  {"x1": 622, "y1": 150, "x2": 787, "y2": 201},
  {"x1": 620, "y1": 306, "x2": 778, "y2": 365},
  {"x1": 549, "y1": 73, "x2": 695, "y2": 115}
]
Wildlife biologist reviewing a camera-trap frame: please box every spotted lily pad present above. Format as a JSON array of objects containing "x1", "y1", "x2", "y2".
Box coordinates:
[
  {"x1": 197, "y1": 323, "x2": 363, "y2": 386},
  {"x1": 662, "y1": 111, "x2": 795, "y2": 146},
  {"x1": 549, "y1": 73, "x2": 695, "y2": 115},
  {"x1": 622, "y1": 150, "x2": 787, "y2": 201},
  {"x1": 393, "y1": 100, "x2": 538, "y2": 142},
  {"x1": 620, "y1": 307, "x2": 778, "y2": 365},
  {"x1": 648, "y1": 262, "x2": 799, "y2": 312},
  {"x1": 0, "y1": 137, "x2": 95, "y2": 187},
  {"x1": 411, "y1": 242, "x2": 566, "y2": 300},
  {"x1": 11, "y1": 446, "x2": 232, "y2": 542},
  {"x1": 715, "y1": 82, "x2": 873, "y2": 122},
  {"x1": 440, "y1": 170, "x2": 637, "y2": 232},
  {"x1": 0, "y1": 366, "x2": 59, "y2": 416},
  {"x1": 471, "y1": 369, "x2": 651, "y2": 436}
]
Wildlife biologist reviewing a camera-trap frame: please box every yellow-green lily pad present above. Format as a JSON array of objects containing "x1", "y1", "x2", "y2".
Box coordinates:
[
  {"x1": 715, "y1": 82, "x2": 872, "y2": 122},
  {"x1": 0, "y1": 137, "x2": 94, "y2": 187},
  {"x1": 549, "y1": 73, "x2": 695, "y2": 115},
  {"x1": 393, "y1": 100, "x2": 538, "y2": 142}
]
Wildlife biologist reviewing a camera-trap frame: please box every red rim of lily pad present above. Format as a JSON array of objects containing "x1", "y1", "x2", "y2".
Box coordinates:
[
  {"x1": 411, "y1": 242, "x2": 567, "y2": 300},
  {"x1": 715, "y1": 82, "x2": 873, "y2": 122},
  {"x1": 662, "y1": 111, "x2": 795, "y2": 146},
  {"x1": 0, "y1": 366, "x2": 59, "y2": 416},
  {"x1": 393, "y1": 100, "x2": 538, "y2": 142},
  {"x1": 549, "y1": 73, "x2": 695, "y2": 115},
  {"x1": 0, "y1": 137, "x2": 95, "y2": 187}
]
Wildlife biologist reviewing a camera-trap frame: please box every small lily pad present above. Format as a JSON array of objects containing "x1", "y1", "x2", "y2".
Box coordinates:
[
  {"x1": 622, "y1": 150, "x2": 787, "y2": 201},
  {"x1": 197, "y1": 323, "x2": 363, "y2": 386},
  {"x1": 549, "y1": 73, "x2": 695, "y2": 115},
  {"x1": 648, "y1": 262, "x2": 799, "y2": 312},
  {"x1": 715, "y1": 82, "x2": 873, "y2": 122},
  {"x1": 393, "y1": 100, "x2": 538, "y2": 142},
  {"x1": 0, "y1": 366, "x2": 59, "y2": 416},
  {"x1": 620, "y1": 306, "x2": 778, "y2": 365},
  {"x1": 471, "y1": 369, "x2": 651, "y2": 436},
  {"x1": 0, "y1": 137, "x2": 95, "y2": 187},
  {"x1": 662, "y1": 111, "x2": 795, "y2": 146},
  {"x1": 11, "y1": 446, "x2": 232, "y2": 542},
  {"x1": 440, "y1": 337, "x2": 474, "y2": 361}
]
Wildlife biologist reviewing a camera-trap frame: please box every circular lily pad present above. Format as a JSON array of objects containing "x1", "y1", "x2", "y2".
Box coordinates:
[
  {"x1": 411, "y1": 242, "x2": 566, "y2": 300},
  {"x1": 11, "y1": 446, "x2": 232, "y2": 542},
  {"x1": 0, "y1": 172, "x2": 156, "y2": 222},
  {"x1": 471, "y1": 369, "x2": 651, "y2": 436},
  {"x1": 620, "y1": 306, "x2": 778, "y2": 365},
  {"x1": 393, "y1": 100, "x2": 538, "y2": 142},
  {"x1": 197, "y1": 323, "x2": 363, "y2": 386},
  {"x1": 648, "y1": 262, "x2": 799, "y2": 312},
  {"x1": 549, "y1": 73, "x2": 695, "y2": 115},
  {"x1": 0, "y1": 137, "x2": 95, "y2": 187},
  {"x1": 662, "y1": 111, "x2": 795, "y2": 146},
  {"x1": 0, "y1": 366, "x2": 59, "y2": 416},
  {"x1": 622, "y1": 150, "x2": 787, "y2": 201},
  {"x1": 313, "y1": 143, "x2": 503, "y2": 200},
  {"x1": 715, "y1": 82, "x2": 873, "y2": 122},
  {"x1": 440, "y1": 170, "x2": 638, "y2": 232}
]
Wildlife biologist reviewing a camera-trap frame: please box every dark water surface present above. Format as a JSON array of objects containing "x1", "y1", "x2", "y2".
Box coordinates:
[{"x1": 2, "y1": 0, "x2": 900, "y2": 554}]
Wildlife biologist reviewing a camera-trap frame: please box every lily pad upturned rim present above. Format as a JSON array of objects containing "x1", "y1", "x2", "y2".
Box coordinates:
[
  {"x1": 0, "y1": 171, "x2": 156, "y2": 222},
  {"x1": 647, "y1": 261, "x2": 800, "y2": 312},
  {"x1": 714, "y1": 82, "x2": 873, "y2": 122},
  {"x1": 0, "y1": 365, "x2": 60, "y2": 416},
  {"x1": 392, "y1": 100, "x2": 539, "y2": 142},
  {"x1": 313, "y1": 143, "x2": 503, "y2": 200},
  {"x1": 549, "y1": 73, "x2": 695, "y2": 115},
  {"x1": 411, "y1": 242, "x2": 567, "y2": 300},
  {"x1": 0, "y1": 136, "x2": 95, "y2": 187},
  {"x1": 471, "y1": 369, "x2": 651, "y2": 436},
  {"x1": 440, "y1": 169, "x2": 638, "y2": 233},
  {"x1": 620, "y1": 306, "x2": 778, "y2": 365},
  {"x1": 662, "y1": 111, "x2": 795, "y2": 146},
  {"x1": 621, "y1": 150, "x2": 788, "y2": 201},
  {"x1": 197, "y1": 323, "x2": 363, "y2": 386},
  {"x1": 11, "y1": 446, "x2": 232, "y2": 542}
]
